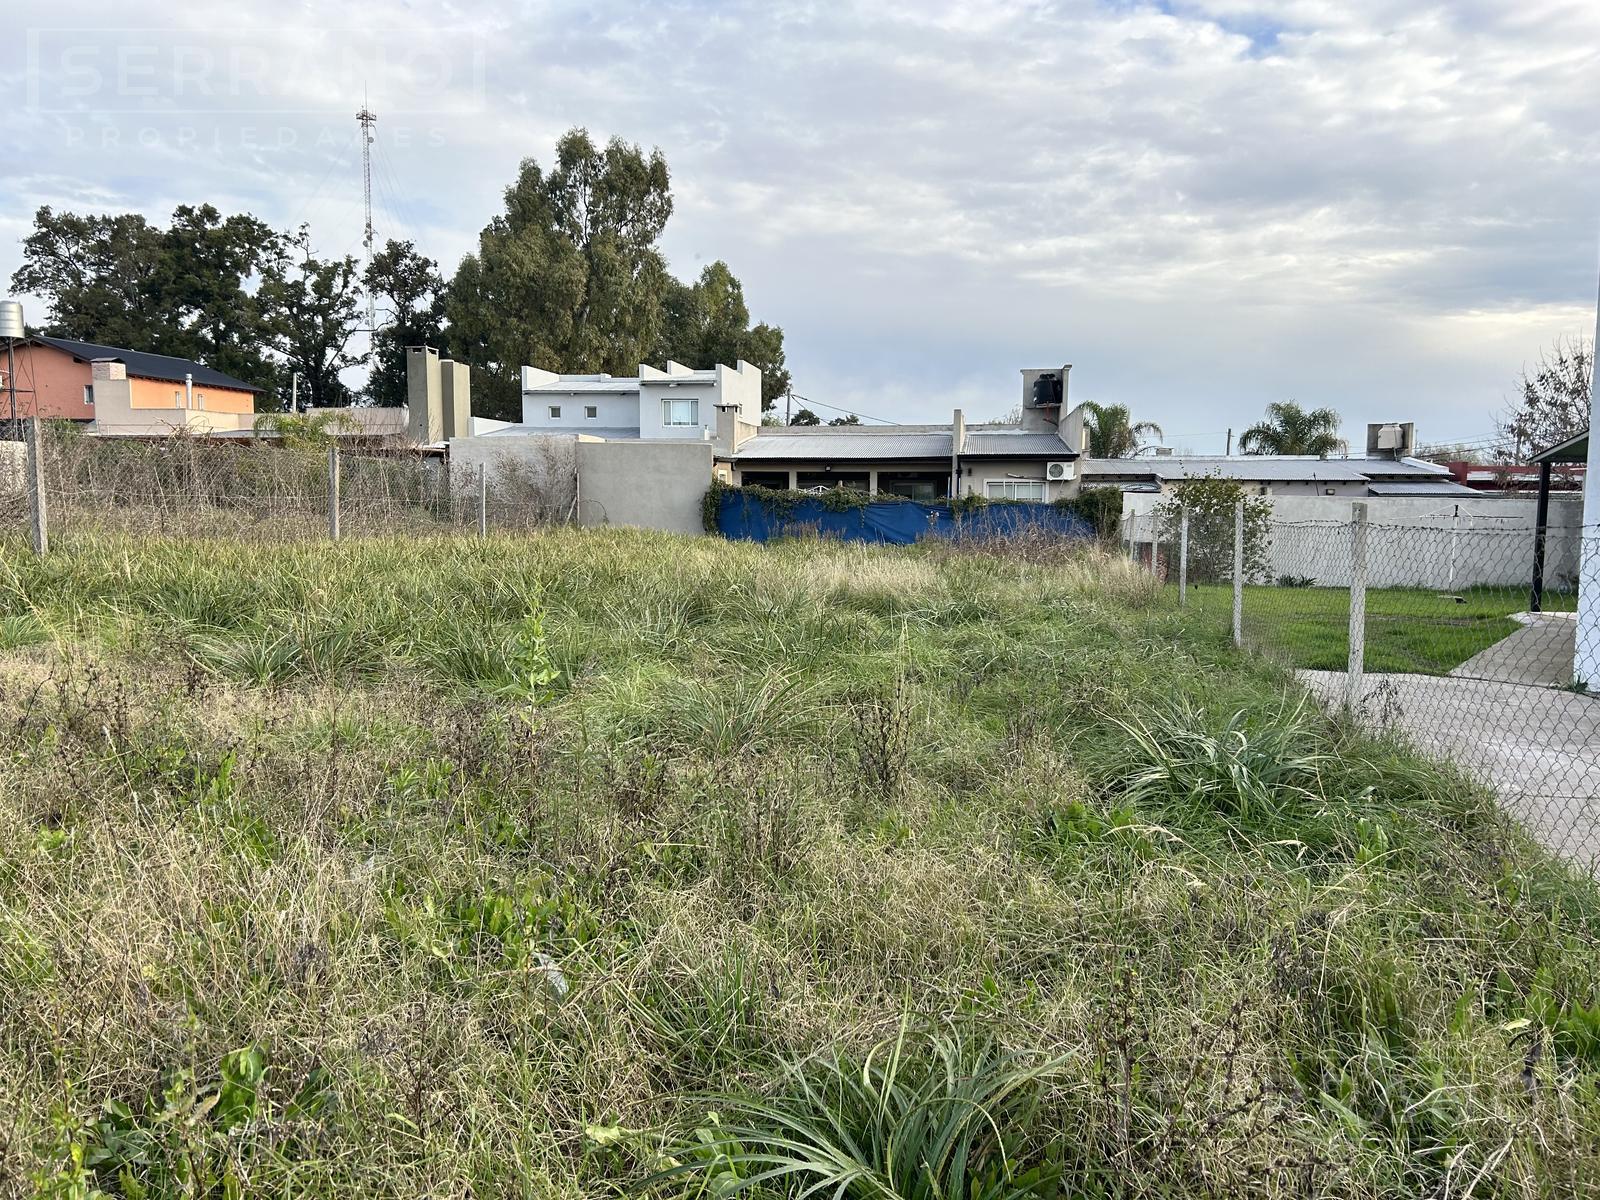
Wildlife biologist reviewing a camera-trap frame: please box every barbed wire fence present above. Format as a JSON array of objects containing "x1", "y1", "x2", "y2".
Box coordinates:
[
  {"x1": 0, "y1": 419, "x2": 601, "y2": 545},
  {"x1": 1127, "y1": 502, "x2": 1600, "y2": 872}
]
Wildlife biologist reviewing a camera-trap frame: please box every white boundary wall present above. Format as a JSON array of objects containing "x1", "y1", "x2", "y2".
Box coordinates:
[{"x1": 1122, "y1": 492, "x2": 1586, "y2": 589}]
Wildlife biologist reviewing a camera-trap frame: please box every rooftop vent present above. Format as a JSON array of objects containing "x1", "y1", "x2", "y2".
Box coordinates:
[{"x1": 1366, "y1": 421, "x2": 1415, "y2": 459}]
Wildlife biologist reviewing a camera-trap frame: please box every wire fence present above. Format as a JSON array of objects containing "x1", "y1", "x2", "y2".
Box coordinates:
[
  {"x1": 1128, "y1": 504, "x2": 1600, "y2": 873},
  {"x1": 0, "y1": 420, "x2": 594, "y2": 544}
]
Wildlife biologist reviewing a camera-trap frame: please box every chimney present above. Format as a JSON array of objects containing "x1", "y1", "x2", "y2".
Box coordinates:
[
  {"x1": 713, "y1": 401, "x2": 745, "y2": 454},
  {"x1": 406, "y1": 346, "x2": 442, "y2": 443},
  {"x1": 184, "y1": 372, "x2": 193, "y2": 410},
  {"x1": 951, "y1": 408, "x2": 965, "y2": 498},
  {"x1": 439, "y1": 358, "x2": 472, "y2": 439}
]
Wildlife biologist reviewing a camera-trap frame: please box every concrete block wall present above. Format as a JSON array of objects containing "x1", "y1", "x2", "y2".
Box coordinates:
[
  {"x1": 1122, "y1": 491, "x2": 1586, "y2": 590},
  {"x1": 447, "y1": 434, "x2": 712, "y2": 535}
]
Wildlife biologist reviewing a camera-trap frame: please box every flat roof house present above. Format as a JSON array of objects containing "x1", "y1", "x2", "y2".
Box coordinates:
[
  {"x1": 1083, "y1": 422, "x2": 1477, "y2": 498},
  {"x1": 725, "y1": 366, "x2": 1088, "y2": 501},
  {"x1": 495, "y1": 359, "x2": 765, "y2": 442}
]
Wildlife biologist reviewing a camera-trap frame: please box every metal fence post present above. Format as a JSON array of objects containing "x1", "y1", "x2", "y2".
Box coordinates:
[
  {"x1": 1178, "y1": 506, "x2": 1189, "y2": 607},
  {"x1": 477, "y1": 462, "x2": 487, "y2": 538},
  {"x1": 327, "y1": 445, "x2": 341, "y2": 542},
  {"x1": 26, "y1": 416, "x2": 48, "y2": 555},
  {"x1": 1231, "y1": 499, "x2": 1244, "y2": 647},
  {"x1": 1345, "y1": 501, "x2": 1369, "y2": 711}
]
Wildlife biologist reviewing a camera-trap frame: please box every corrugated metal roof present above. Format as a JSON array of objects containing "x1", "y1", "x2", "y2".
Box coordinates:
[
  {"x1": 36, "y1": 335, "x2": 264, "y2": 393},
  {"x1": 1366, "y1": 481, "x2": 1480, "y2": 496},
  {"x1": 734, "y1": 432, "x2": 952, "y2": 461},
  {"x1": 733, "y1": 426, "x2": 1078, "y2": 462},
  {"x1": 963, "y1": 431, "x2": 1076, "y2": 457},
  {"x1": 1081, "y1": 455, "x2": 1450, "y2": 483}
]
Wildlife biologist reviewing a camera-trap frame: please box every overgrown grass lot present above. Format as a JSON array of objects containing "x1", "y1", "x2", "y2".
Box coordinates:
[
  {"x1": 1187, "y1": 583, "x2": 1577, "y2": 674},
  {"x1": 2, "y1": 530, "x2": 1599, "y2": 1198}
]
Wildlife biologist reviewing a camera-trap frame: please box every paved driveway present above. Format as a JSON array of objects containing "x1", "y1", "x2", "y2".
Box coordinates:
[{"x1": 1300, "y1": 669, "x2": 1600, "y2": 868}]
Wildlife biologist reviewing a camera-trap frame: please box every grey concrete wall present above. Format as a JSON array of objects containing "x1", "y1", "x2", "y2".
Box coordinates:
[
  {"x1": 1122, "y1": 492, "x2": 1586, "y2": 589},
  {"x1": 577, "y1": 440, "x2": 712, "y2": 535},
  {"x1": 448, "y1": 435, "x2": 711, "y2": 534},
  {"x1": 447, "y1": 435, "x2": 578, "y2": 520}
]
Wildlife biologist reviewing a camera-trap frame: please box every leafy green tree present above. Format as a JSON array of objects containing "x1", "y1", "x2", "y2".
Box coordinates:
[
  {"x1": 1084, "y1": 401, "x2": 1161, "y2": 458},
  {"x1": 157, "y1": 205, "x2": 278, "y2": 388},
  {"x1": 1153, "y1": 475, "x2": 1273, "y2": 583},
  {"x1": 827, "y1": 414, "x2": 860, "y2": 426},
  {"x1": 1238, "y1": 401, "x2": 1343, "y2": 456},
  {"x1": 447, "y1": 129, "x2": 673, "y2": 419},
  {"x1": 365, "y1": 239, "x2": 445, "y2": 407},
  {"x1": 789, "y1": 408, "x2": 821, "y2": 426},
  {"x1": 11, "y1": 203, "x2": 277, "y2": 390},
  {"x1": 257, "y1": 227, "x2": 366, "y2": 411},
  {"x1": 660, "y1": 261, "x2": 790, "y2": 408}
]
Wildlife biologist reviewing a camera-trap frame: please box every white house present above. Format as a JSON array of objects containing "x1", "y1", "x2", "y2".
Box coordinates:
[{"x1": 512, "y1": 359, "x2": 763, "y2": 441}]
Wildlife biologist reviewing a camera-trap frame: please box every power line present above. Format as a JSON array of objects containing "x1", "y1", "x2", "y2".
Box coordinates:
[{"x1": 788, "y1": 392, "x2": 901, "y2": 426}]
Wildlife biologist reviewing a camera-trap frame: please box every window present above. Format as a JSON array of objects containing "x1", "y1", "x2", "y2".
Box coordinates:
[
  {"x1": 174, "y1": 389, "x2": 183, "y2": 408},
  {"x1": 584, "y1": 405, "x2": 598, "y2": 419},
  {"x1": 548, "y1": 405, "x2": 562, "y2": 419},
  {"x1": 83, "y1": 385, "x2": 93, "y2": 406},
  {"x1": 196, "y1": 392, "x2": 205, "y2": 411},
  {"x1": 662, "y1": 398, "x2": 700, "y2": 427},
  {"x1": 985, "y1": 480, "x2": 1046, "y2": 501}
]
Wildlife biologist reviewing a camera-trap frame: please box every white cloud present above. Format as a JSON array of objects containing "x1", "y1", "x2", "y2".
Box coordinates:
[{"x1": 1, "y1": 0, "x2": 1597, "y2": 443}]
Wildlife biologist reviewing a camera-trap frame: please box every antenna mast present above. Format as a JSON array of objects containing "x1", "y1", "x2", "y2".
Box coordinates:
[{"x1": 356, "y1": 100, "x2": 378, "y2": 334}]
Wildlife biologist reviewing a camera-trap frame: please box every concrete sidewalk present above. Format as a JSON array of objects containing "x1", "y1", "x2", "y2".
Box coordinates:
[
  {"x1": 1301, "y1": 669, "x2": 1600, "y2": 868},
  {"x1": 1450, "y1": 612, "x2": 1578, "y2": 688}
]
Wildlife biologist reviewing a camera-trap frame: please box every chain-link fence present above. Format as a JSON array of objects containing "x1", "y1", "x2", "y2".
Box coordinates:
[
  {"x1": 1129, "y1": 504, "x2": 1600, "y2": 871},
  {"x1": 0, "y1": 420, "x2": 595, "y2": 544}
]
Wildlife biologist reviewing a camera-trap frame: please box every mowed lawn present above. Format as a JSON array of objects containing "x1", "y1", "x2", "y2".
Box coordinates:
[
  {"x1": 1185, "y1": 583, "x2": 1577, "y2": 674},
  {"x1": 1, "y1": 529, "x2": 1598, "y2": 1198}
]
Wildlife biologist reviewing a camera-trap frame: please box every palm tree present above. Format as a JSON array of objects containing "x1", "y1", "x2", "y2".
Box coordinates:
[
  {"x1": 1084, "y1": 401, "x2": 1162, "y2": 458},
  {"x1": 1238, "y1": 401, "x2": 1345, "y2": 456}
]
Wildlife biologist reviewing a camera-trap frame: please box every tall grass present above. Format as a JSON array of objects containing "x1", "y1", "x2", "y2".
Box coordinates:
[{"x1": 0, "y1": 528, "x2": 1596, "y2": 1197}]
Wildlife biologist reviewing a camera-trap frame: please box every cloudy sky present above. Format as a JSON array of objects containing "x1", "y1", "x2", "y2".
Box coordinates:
[{"x1": 3, "y1": 0, "x2": 1598, "y2": 450}]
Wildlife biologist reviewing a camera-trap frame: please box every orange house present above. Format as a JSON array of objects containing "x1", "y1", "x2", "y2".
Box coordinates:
[{"x1": 2, "y1": 335, "x2": 263, "y2": 432}]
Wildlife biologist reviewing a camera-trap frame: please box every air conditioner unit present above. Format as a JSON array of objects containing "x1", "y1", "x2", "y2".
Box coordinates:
[{"x1": 1045, "y1": 461, "x2": 1075, "y2": 482}]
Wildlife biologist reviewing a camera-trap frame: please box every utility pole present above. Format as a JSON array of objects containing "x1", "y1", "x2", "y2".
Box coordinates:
[
  {"x1": 785, "y1": 385, "x2": 792, "y2": 426},
  {"x1": 1225, "y1": 427, "x2": 1232, "y2": 455},
  {"x1": 290, "y1": 372, "x2": 298, "y2": 414},
  {"x1": 356, "y1": 100, "x2": 378, "y2": 337}
]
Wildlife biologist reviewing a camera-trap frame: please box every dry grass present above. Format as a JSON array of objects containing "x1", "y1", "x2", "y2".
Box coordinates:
[{"x1": 0, "y1": 528, "x2": 1597, "y2": 1197}]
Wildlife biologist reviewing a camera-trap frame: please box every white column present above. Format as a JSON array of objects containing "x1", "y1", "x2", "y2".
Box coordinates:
[
  {"x1": 1345, "y1": 502, "x2": 1369, "y2": 711},
  {"x1": 1577, "y1": 261, "x2": 1600, "y2": 687}
]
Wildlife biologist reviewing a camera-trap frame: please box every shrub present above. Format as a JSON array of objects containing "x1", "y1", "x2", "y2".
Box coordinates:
[
  {"x1": 1152, "y1": 474, "x2": 1273, "y2": 583},
  {"x1": 1054, "y1": 485, "x2": 1123, "y2": 541},
  {"x1": 657, "y1": 1025, "x2": 1069, "y2": 1200}
]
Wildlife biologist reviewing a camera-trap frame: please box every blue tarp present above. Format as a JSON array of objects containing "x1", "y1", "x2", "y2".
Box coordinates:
[{"x1": 715, "y1": 491, "x2": 1096, "y2": 545}]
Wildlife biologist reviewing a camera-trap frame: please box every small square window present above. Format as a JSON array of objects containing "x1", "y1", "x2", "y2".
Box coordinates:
[
  {"x1": 585, "y1": 405, "x2": 598, "y2": 419},
  {"x1": 548, "y1": 405, "x2": 562, "y2": 419}
]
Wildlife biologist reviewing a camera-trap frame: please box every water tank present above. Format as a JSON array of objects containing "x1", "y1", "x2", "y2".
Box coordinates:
[
  {"x1": 1029, "y1": 373, "x2": 1062, "y2": 408},
  {"x1": 1375, "y1": 423, "x2": 1403, "y2": 451},
  {"x1": 0, "y1": 301, "x2": 23, "y2": 340}
]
